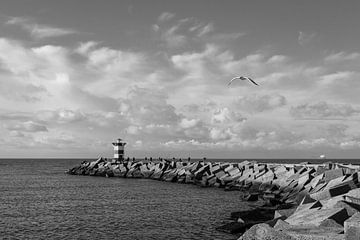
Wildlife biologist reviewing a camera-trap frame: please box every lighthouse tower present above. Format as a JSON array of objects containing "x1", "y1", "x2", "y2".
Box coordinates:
[{"x1": 112, "y1": 138, "x2": 126, "y2": 161}]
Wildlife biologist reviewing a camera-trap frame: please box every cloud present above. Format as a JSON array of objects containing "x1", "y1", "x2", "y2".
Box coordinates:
[
  {"x1": 121, "y1": 86, "x2": 181, "y2": 126},
  {"x1": 160, "y1": 24, "x2": 187, "y2": 48},
  {"x1": 76, "y1": 41, "x2": 100, "y2": 55},
  {"x1": 234, "y1": 94, "x2": 287, "y2": 113},
  {"x1": 210, "y1": 127, "x2": 233, "y2": 141},
  {"x1": 325, "y1": 51, "x2": 360, "y2": 63},
  {"x1": 158, "y1": 12, "x2": 176, "y2": 22},
  {"x1": 196, "y1": 23, "x2": 214, "y2": 37},
  {"x1": 6, "y1": 17, "x2": 77, "y2": 39},
  {"x1": 211, "y1": 107, "x2": 246, "y2": 124},
  {"x1": 179, "y1": 118, "x2": 200, "y2": 129},
  {"x1": 298, "y1": 31, "x2": 317, "y2": 46},
  {"x1": 290, "y1": 101, "x2": 360, "y2": 119},
  {"x1": 153, "y1": 15, "x2": 243, "y2": 50},
  {"x1": 5, "y1": 121, "x2": 48, "y2": 132},
  {"x1": 36, "y1": 109, "x2": 86, "y2": 124}
]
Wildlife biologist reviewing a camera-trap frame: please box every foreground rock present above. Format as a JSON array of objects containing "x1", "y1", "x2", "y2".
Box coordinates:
[{"x1": 238, "y1": 223, "x2": 295, "y2": 240}]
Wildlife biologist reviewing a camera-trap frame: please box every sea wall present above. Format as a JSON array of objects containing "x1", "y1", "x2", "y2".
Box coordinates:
[{"x1": 67, "y1": 158, "x2": 360, "y2": 240}]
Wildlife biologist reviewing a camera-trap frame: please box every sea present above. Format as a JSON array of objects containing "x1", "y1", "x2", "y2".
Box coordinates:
[{"x1": 0, "y1": 158, "x2": 359, "y2": 240}]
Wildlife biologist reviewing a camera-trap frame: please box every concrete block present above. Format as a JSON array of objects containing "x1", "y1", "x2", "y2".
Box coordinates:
[
  {"x1": 333, "y1": 200, "x2": 360, "y2": 217},
  {"x1": 324, "y1": 169, "x2": 344, "y2": 182},
  {"x1": 310, "y1": 173, "x2": 325, "y2": 189},
  {"x1": 329, "y1": 184, "x2": 352, "y2": 197},
  {"x1": 285, "y1": 226, "x2": 344, "y2": 240},
  {"x1": 238, "y1": 223, "x2": 296, "y2": 240},
  {"x1": 299, "y1": 194, "x2": 317, "y2": 205},
  {"x1": 346, "y1": 188, "x2": 360, "y2": 199},
  {"x1": 311, "y1": 188, "x2": 332, "y2": 201},
  {"x1": 344, "y1": 212, "x2": 360, "y2": 240},
  {"x1": 273, "y1": 219, "x2": 291, "y2": 230},
  {"x1": 286, "y1": 207, "x2": 349, "y2": 226},
  {"x1": 295, "y1": 200, "x2": 322, "y2": 213},
  {"x1": 274, "y1": 208, "x2": 297, "y2": 219}
]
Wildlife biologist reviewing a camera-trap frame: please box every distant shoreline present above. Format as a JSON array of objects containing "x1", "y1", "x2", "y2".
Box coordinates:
[{"x1": 1, "y1": 157, "x2": 360, "y2": 165}]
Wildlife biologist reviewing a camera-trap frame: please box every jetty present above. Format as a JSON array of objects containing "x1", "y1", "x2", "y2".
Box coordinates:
[{"x1": 67, "y1": 139, "x2": 360, "y2": 240}]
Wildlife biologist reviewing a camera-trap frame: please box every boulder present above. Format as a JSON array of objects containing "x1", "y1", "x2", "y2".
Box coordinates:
[
  {"x1": 274, "y1": 219, "x2": 291, "y2": 230},
  {"x1": 324, "y1": 169, "x2": 344, "y2": 182},
  {"x1": 344, "y1": 212, "x2": 360, "y2": 240},
  {"x1": 286, "y1": 207, "x2": 349, "y2": 226},
  {"x1": 238, "y1": 223, "x2": 295, "y2": 240},
  {"x1": 274, "y1": 208, "x2": 297, "y2": 219},
  {"x1": 285, "y1": 225, "x2": 344, "y2": 240}
]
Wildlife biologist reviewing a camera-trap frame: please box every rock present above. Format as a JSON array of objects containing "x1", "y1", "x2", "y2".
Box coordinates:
[
  {"x1": 346, "y1": 188, "x2": 360, "y2": 201},
  {"x1": 274, "y1": 208, "x2": 297, "y2": 219},
  {"x1": 285, "y1": 226, "x2": 344, "y2": 240},
  {"x1": 319, "y1": 219, "x2": 343, "y2": 228},
  {"x1": 286, "y1": 207, "x2": 349, "y2": 226},
  {"x1": 295, "y1": 200, "x2": 322, "y2": 213},
  {"x1": 324, "y1": 169, "x2": 344, "y2": 182},
  {"x1": 265, "y1": 216, "x2": 287, "y2": 227},
  {"x1": 344, "y1": 212, "x2": 360, "y2": 240},
  {"x1": 274, "y1": 219, "x2": 291, "y2": 230},
  {"x1": 238, "y1": 223, "x2": 295, "y2": 240},
  {"x1": 298, "y1": 195, "x2": 317, "y2": 205},
  {"x1": 333, "y1": 200, "x2": 360, "y2": 217},
  {"x1": 231, "y1": 208, "x2": 276, "y2": 223},
  {"x1": 244, "y1": 193, "x2": 259, "y2": 201}
]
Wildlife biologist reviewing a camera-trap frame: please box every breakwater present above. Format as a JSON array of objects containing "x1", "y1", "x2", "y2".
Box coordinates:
[{"x1": 67, "y1": 158, "x2": 360, "y2": 239}]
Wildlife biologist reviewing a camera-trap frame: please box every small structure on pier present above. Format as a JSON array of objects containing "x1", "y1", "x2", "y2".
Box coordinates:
[{"x1": 112, "y1": 138, "x2": 126, "y2": 161}]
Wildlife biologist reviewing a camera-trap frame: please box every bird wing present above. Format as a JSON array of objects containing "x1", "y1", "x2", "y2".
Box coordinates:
[
  {"x1": 227, "y1": 77, "x2": 240, "y2": 85},
  {"x1": 248, "y1": 78, "x2": 259, "y2": 86}
]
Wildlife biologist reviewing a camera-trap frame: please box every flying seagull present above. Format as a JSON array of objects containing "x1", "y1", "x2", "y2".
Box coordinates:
[{"x1": 228, "y1": 76, "x2": 259, "y2": 86}]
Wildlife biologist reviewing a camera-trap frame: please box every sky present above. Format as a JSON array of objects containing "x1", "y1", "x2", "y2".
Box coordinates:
[{"x1": 1, "y1": 0, "x2": 360, "y2": 159}]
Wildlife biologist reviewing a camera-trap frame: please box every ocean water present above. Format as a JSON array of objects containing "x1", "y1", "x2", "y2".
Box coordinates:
[{"x1": 0, "y1": 159, "x2": 254, "y2": 240}]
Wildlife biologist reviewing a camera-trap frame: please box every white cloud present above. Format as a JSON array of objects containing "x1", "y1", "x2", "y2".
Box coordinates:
[
  {"x1": 298, "y1": 31, "x2": 317, "y2": 46},
  {"x1": 290, "y1": 101, "x2": 360, "y2": 119},
  {"x1": 179, "y1": 118, "x2": 200, "y2": 129},
  {"x1": 6, "y1": 17, "x2": 77, "y2": 39},
  {"x1": 211, "y1": 108, "x2": 246, "y2": 124},
  {"x1": 158, "y1": 12, "x2": 176, "y2": 22},
  {"x1": 197, "y1": 23, "x2": 214, "y2": 37},
  {"x1": 234, "y1": 94, "x2": 287, "y2": 113},
  {"x1": 209, "y1": 127, "x2": 233, "y2": 141},
  {"x1": 5, "y1": 121, "x2": 48, "y2": 132},
  {"x1": 36, "y1": 109, "x2": 86, "y2": 124},
  {"x1": 76, "y1": 41, "x2": 100, "y2": 55},
  {"x1": 325, "y1": 51, "x2": 360, "y2": 62}
]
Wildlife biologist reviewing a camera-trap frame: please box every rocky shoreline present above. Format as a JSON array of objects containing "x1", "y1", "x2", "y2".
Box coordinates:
[{"x1": 67, "y1": 158, "x2": 360, "y2": 240}]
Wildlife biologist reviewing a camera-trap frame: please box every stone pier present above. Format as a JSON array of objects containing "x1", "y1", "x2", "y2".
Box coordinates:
[{"x1": 67, "y1": 158, "x2": 360, "y2": 239}]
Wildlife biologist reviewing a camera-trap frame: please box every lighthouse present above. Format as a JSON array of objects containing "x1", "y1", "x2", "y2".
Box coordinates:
[{"x1": 112, "y1": 138, "x2": 126, "y2": 161}]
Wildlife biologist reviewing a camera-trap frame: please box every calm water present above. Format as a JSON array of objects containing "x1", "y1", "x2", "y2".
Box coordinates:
[{"x1": 0, "y1": 159, "x2": 253, "y2": 240}]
